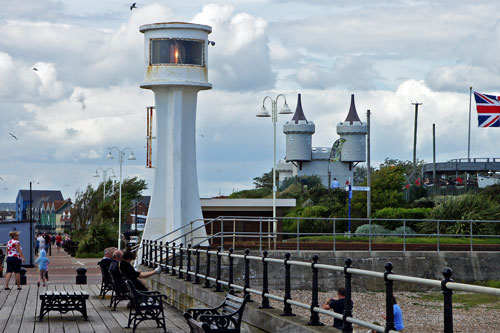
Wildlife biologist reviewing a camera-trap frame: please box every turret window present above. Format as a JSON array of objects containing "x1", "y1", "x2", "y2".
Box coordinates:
[{"x1": 150, "y1": 39, "x2": 204, "y2": 66}]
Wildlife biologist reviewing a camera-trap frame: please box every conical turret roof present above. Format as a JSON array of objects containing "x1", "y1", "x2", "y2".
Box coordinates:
[
  {"x1": 345, "y1": 94, "x2": 361, "y2": 125},
  {"x1": 291, "y1": 94, "x2": 308, "y2": 124}
]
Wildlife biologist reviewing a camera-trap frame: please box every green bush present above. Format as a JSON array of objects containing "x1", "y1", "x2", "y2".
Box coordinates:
[
  {"x1": 77, "y1": 220, "x2": 118, "y2": 255},
  {"x1": 372, "y1": 207, "x2": 432, "y2": 230},
  {"x1": 392, "y1": 226, "x2": 416, "y2": 236},
  {"x1": 228, "y1": 188, "x2": 271, "y2": 198},
  {"x1": 354, "y1": 224, "x2": 390, "y2": 236}
]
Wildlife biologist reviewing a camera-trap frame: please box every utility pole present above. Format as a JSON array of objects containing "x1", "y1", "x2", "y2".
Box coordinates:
[
  {"x1": 467, "y1": 87, "x2": 472, "y2": 161},
  {"x1": 29, "y1": 181, "x2": 33, "y2": 266},
  {"x1": 433, "y1": 124, "x2": 436, "y2": 182},
  {"x1": 412, "y1": 102, "x2": 422, "y2": 177},
  {"x1": 366, "y1": 110, "x2": 371, "y2": 218}
]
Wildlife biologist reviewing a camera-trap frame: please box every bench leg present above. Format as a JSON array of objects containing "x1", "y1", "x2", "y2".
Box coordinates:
[
  {"x1": 39, "y1": 299, "x2": 46, "y2": 322},
  {"x1": 81, "y1": 300, "x2": 88, "y2": 320}
]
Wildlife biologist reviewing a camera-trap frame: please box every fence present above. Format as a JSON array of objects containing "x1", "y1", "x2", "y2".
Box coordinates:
[
  {"x1": 140, "y1": 240, "x2": 500, "y2": 333},
  {"x1": 140, "y1": 216, "x2": 500, "y2": 254}
]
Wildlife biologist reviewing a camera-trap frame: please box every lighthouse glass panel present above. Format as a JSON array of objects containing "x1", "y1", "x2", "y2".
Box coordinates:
[{"x1": 151, "y1": 39, "x2": 204, "y2": 66}]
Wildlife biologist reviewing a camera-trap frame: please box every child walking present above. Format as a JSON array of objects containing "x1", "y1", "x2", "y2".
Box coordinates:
[{"x1": 35, "y1": 249, "x2": 50, "y2": 287}]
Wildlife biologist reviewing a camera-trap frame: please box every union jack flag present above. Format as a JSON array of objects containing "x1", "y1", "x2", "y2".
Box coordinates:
[{"x1": 474, "y1": 91, "x2": 500, "y2": 127}]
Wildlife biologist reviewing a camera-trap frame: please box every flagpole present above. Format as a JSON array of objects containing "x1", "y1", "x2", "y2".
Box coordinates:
[{"x1": 467, "y1": 86, "x2": 472, "y2": 161}]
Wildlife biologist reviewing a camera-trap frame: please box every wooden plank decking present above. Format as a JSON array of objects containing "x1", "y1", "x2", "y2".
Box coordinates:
[{"x1": 0, "y1": 284, "x2": 189, "y2": 333}]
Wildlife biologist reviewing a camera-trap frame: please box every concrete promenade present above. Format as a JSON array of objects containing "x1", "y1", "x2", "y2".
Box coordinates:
[{"x1": 0, "y1": 248, "x2": 189, "y2": 332}]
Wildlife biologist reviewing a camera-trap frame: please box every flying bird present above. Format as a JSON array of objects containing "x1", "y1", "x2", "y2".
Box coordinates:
[
  {"x1": 130, "y1": 2, "x2": 137, "y2": 10},
  {"x1": 32, "y1": 68, "x2": 38, "y2": 71},
  {"x1": 9, "y1": 133, "x2": 18, "y2": 140},
  {"x1": 0, "y1": 177, "x2": 3, "y2": 181},
  {"x1": 3, "y1": 188, "x2": 7, "y2": 192}
]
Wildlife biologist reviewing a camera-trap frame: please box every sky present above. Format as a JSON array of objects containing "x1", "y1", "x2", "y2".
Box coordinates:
[{"x1": 1, "y1": 0, "x2": 500, "y2": 202}]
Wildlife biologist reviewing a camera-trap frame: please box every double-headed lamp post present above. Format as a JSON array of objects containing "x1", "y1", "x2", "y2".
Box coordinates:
[
  {"x1": 106, "y1": 147, "x2": 136, "y2": 249},
  {"x1": 94, "y1": 167, "x2": 116, "y2": 201},
  {"x1": 257, "y1": 94, "x2": 292, "y2": 246}
]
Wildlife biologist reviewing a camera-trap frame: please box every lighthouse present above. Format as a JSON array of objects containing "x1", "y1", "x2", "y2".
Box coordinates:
[{"x1": 139, "y1": 22, "x2": 211, "y2": 247}]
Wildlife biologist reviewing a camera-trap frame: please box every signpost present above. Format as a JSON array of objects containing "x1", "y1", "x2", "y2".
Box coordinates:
[{"x1": 345, "y1": 184, "x2": 370, "y2": 234}]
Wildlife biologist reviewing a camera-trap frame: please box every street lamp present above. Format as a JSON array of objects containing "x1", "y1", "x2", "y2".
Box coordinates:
[
  {"x1": 106, "y1": 147, "x2": 136, "y2": 249},
  {"x1": 257, "y1": 94, "x2": 292, "y2": 247},
  {"x1": 94, "y1": 167, "x2": 116, "y2": 201}
]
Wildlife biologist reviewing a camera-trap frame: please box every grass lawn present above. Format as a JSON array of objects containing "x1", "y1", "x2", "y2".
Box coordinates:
[
  {"x1": 284, "y1": 235, "x2": 500, "y2": 245},
  {"x1": 411, "y1": 291, "x2": 500, "y2": 310}
]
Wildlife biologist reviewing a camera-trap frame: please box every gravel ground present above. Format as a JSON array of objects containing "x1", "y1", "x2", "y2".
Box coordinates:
[{"x1": 251, "y1": 290, "x2": 500, "y2": 332}]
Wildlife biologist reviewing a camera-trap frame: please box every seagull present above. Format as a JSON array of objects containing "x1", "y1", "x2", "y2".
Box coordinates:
[
  {"x1": 32, "y1": 68, "x2": 38, "y2": 71},
  {"x1": 3, "y1": 188, "x2": 7, "y2": 192},
  {"x1": 130, "y1": 2, "x2": 137, "y2": 10},
  {"x1": 0, "y1": 177, "x2": 3, "y2": 181},
  {"x1": 9, "y1": 133, "x2": 18, "y2": 140},
  {"x1": 199, "y1": 134, "x2": 204, "y2": 138}
]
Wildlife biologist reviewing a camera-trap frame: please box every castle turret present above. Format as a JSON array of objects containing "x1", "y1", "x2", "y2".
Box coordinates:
[
  {"x1": 336, "y1": 94, "x2": 367, "y2": 162},
  {"x1": 283, "y1": 94, "x2": 315, "y2": 162}
]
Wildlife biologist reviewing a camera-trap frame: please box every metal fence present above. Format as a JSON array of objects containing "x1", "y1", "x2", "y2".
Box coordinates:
[
  {"x1": 140, "y1": 240, "x2": 500, "y2": 333},
  {"x1": 139, "y1": 216, "x2": 500, "y2": 254}
]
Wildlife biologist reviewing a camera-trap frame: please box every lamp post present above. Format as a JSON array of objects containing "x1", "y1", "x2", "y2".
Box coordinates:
[
  {"x1": 94, "y1": 167, "x2": 116, "y2": 201},
  {"x1": 106, "y1": 147, "x2": 136, "y2": 249},
  {"x1": 257, "y1": 94, "x2": 292, "y2": 247}
]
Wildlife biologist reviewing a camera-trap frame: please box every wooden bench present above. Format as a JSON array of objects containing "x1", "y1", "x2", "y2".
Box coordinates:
[
  {"x1": 124, "y1": 279, "x2": 167, "y2": 332},
  {"x1": 184, "y1": 293, "x2": 250, "y2": 333},
  {"x1": 39, "y1": 290, "x2": 89, "y2": 321},
  {"x1": 98, "y1": 263, "x2": 113, "y2": 298},
  {"x1": 107, "y1": 271, "x2": 130, "y2": 310}
]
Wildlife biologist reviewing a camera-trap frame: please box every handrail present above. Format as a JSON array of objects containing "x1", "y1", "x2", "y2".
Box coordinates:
[{"x1": 141, "y1": 242, "x2": 500, "y2": 332}]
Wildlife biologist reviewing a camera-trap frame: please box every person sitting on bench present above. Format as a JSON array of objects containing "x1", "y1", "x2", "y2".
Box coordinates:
[{"x1": 118, "y1": 250, "x2": 160, "y2": 291}]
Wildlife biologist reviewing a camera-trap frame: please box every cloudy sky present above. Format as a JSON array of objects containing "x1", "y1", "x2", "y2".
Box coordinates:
[{"x1": 1, "y1": 0, "x2": 499, "y2": 202}]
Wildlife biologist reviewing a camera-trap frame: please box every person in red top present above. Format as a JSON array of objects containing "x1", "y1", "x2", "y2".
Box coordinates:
[
  {"x1": 55, "y1": 233, "x2": 63, "y2": 254},
  {"x1": 4, "y1": 230, "x2": 25, "y2": 290}
]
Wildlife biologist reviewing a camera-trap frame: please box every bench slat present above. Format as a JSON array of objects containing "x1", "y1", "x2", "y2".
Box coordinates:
[{"x1": 225, "y1": 294, "x2": 244, "y2": 303}]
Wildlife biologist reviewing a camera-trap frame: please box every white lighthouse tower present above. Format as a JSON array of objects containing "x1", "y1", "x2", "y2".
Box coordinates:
[{"x1": 139, "y1": 22, "x2": 211, "y2": 247}]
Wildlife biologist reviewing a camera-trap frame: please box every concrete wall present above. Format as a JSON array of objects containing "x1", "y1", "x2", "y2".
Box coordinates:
[
  {"x1": 0, "y1": 221, "x2": 34, "y2": 265},
  {"x1": 177, "y1": 250, "x2": 500, "y2": 293},
  {"x1": 147, "y1": 272, "x2": 337, "y2": 333}
]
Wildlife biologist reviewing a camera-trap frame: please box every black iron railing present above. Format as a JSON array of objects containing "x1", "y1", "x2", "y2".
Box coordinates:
[{"x1": 140, "y1": 241, "x2": 500, "y2": 333}]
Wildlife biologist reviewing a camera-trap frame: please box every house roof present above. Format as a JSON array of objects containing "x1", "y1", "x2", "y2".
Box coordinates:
[
  {"x1": 19, "y1": 190, "x2": 63, "y2": 207},
  {"x1": 132, "y1": 196, "x2": 151, "y2": 206}
]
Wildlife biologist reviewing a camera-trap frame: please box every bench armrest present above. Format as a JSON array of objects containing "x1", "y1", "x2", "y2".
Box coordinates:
[
  {"x1": 198, "y1": 313, "x2": 237, "y2": 330},
  {"x1": 187, "y1": 308, "x2": 220, "y2": 320}
]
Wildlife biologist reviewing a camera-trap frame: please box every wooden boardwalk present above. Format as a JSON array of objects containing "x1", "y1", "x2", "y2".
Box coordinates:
[{"x1": 0, "y1": 284, "x2": 189, "y2": 333}]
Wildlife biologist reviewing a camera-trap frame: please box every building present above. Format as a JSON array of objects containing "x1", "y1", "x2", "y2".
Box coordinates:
[
  {"x1": 39, "y1": 199, "x2": 72, "y2": 233},
  {"x1": 277, "y1": 94, "x2": 367, "y2": 188},
  {"x1": 127, "y1": 196, "x2": 151, "y2": 231},
  {"x1": 15, "y1": 190, "x2": 63, "y2": 222}
]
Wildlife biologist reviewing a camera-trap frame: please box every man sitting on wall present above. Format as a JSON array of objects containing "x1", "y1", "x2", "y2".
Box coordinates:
[{"x1": 322, "y1": 287, "x2": 353, "y2": 330}]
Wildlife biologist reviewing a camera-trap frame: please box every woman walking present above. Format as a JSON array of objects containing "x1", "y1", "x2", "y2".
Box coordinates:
[{"x1": 4, "y1": 231, "x2": 25, "y2": 290}]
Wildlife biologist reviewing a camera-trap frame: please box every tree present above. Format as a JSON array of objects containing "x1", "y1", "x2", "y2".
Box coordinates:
[{"x1": 253, "y1": 170, "x2": 273, "y2": 190}]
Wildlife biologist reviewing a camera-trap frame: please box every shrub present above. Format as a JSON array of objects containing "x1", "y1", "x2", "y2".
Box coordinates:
[
  {"x1": 228, "y1": 188, "x2": 271, "y2": 198},
  {"x1": 372, "y1": 207, "x2": 432, "y2": 230},
  {"x1": 77, "y1": 221, "x2": 117, "y2": 255},
  {"x1": 392, "y1": 226, "x2": 416, "y2": 236},
  {"x1": 354, "y1": 224, "x2": 390, "y2": 236}
]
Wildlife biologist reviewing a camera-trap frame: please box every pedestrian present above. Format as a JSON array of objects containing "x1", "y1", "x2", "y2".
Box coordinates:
[
  {"x1": 55, "y1": 233, "x2": 62, "y2": 254},
  {"x1": 321, "y1": 287, "x2": 353, "y2": 330},
  {"x1": 381, "y1": 296, "x2": 405, "y2": 331},
  {"x1": 35, "y1": 249, "x2": 50, "y2": 287},
  {"x1": 44, "y1": 233, "x2": 51, "y2": 252},
  {"x1": 4, "y1": 231, "x2": 25, "y2": 290},
  {"x1": 37, "y1": 233, "x2": 46, "y2": 254},
  {"x1": 331, "y1": 177, "x2": 340, "y2": 189}
]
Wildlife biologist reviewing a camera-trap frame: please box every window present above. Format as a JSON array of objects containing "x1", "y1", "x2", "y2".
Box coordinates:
[{"x1": 151, "y1": 39, "x2": 204, "y2": 66}]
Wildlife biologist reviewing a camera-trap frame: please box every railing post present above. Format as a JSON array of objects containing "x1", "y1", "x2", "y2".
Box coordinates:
[
  {"x1": 368, "y1": 218, "x2": 372, "y2": 252},
  {"x1": 437, "y1": 221, "x2": 440, "y2": 252},
  {"x1": 204, "y1": 246, "x2": 211, "y2": 288},
  {"x1": 403, "y1": 220, "x2": 406, "y2": 252},
  {"x1": 159, "y1": 241, "x2": 163, "y2": 270},
  {"x1": 165, "y1": 242, "x2": 169, "y2": 274},
  {"x1": 178, "y1": 243, "x2": 184, "y2": 279},
  {"x1": 228, "y1": 248, "x2": 234, "y2": 293},
  {"x1": 171, "y1": 242, "x2": 176, "y2": 276},
  {"x1": 307, "y1": 254, "x2": 322, "y2": 326},
  {"x1": 343, "y1": 258, "x2": 353, "y2": 333},
  {"x1": 186, "y1": 244, "x2": 192, "y2": 282},
  {"x1": 333, "y1": 219, "x2": 336, "y2": 252},
  {"x1": 260, "y1": 250, "x2": 272, "y2": 309},
  {"x1": 470, "y1": 221, "x2": 473, "y2": 253},
  {"x1": 244, "y1": 248, "x2": 251, "y2": 301},
  {"x1": 442, "y1": 267, "x2": 454, "y2": 333},
  {"x1": 194, "y1": 245, "x2": 201, "y2": 284},
  {"x1": 221, "y1": 217, "x2": 224, "y2": 251},
  {"x1": 259, "y1": 217, "x2": 263, "y2": 254},
  {"x1": 149, "y1": 240, "x2": 153, "y2": 268},
  {"x1": 384, "y1": 262, "x2": 396, "y2": 332},
  {"x1": 297, "y1": 217, "x2": 300, "y2": 252},
  {"x1": 154, "y1": 241, "x2": 158, "y2": 266},
  {"x1": 281, "y1": 252, "x2": 295, "y2": 317},
  {"x1": 214, "y1": 246, "x2": 222, "y2": 292},
  {"x1": 142, "y1": 240, "x2": 147, "y2": 266}
]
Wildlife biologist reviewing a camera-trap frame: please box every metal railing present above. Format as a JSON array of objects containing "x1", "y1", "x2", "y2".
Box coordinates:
[
  {"x1": 143, "y1": 216, "x2": 500, "y2": 253},
  {"x1": 141, "y1": 241, "x2": 500, "y2": 333}
]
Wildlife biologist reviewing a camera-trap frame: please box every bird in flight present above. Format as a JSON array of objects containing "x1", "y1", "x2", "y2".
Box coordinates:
[
  {"x1": 9, "y1": 133, "x2": 18, "y2": 140},
  {"x1": 130, "y1": 2, "x2": 137, "y2": 10},
  {"x1": 32, "y1": 68, "x2": 38, "y2": 71},
  {"x1": 0, "y1": 177, "x2": 3, "y2": 181}
]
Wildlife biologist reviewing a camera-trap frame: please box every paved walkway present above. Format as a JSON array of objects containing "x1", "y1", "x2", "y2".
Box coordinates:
[{"x1": 0, "y1": 284, "x2": 189, "y2": 332}]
